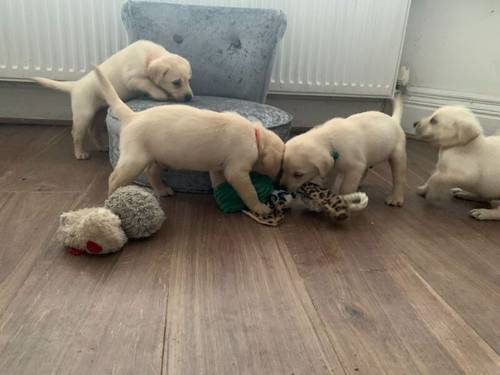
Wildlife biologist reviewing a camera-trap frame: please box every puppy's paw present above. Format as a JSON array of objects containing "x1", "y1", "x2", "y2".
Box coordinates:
[
  {"x1": 150, "y1": 91, "x2": 168, "y2": 101},
  {"x1": 451, "y1": 188, "x2": 466, "y2": 199},
  {"x1": 75, "y1": 150, "x2": 90, "y2": 160},
  {"x1": 469, "y1": 208, "x2": 499, "y2": 221},
  {"x1": 157, "y1": 186, "x2": 174, "y2": 197},
  {"x1": 416, "y1": 185, "x2": 427, "y2": 197},
  {"x1": 251, "y1": 202, "x2": 272, "y2": 215},
  {"x1": 385, "y1": 194, "x2": 404, "y2": 207}
]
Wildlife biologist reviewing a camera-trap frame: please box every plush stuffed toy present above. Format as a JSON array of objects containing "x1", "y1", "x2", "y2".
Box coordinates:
[
  {"x1": 57, "y1": 185, "x2": 165, "y2": 255},
  {"x1": 242, "y1": 183, "x2": 369, "y2": 226},
  {"x1": 213, "y1": 173, "x2": 369, "y2": 227}
]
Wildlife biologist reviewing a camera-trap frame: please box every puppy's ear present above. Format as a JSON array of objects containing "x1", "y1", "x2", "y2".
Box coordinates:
[
  {"x1": 312, "y1": 151, "x2": 334, "y2": 179},
  {"x1": 454, "y1": 119, "x2": 481, "y2": 145},
  {"x1": 147, "y1": 58, "x2": 170, "y2": 85}
]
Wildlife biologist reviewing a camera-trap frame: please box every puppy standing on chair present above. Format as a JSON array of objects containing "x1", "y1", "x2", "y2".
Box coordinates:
[
  {"x1": 93, "y1": 66, "x2": 284, "y2": 215},
  {"x1": 280, "y1": 95, "x2": 406, "y2": 206},
  {"x1": 33, "y1": 40, "x2": 193, "y2": 160},
  {"x1": 414, "y1": 106, "x2": 500, "y2": 220}
]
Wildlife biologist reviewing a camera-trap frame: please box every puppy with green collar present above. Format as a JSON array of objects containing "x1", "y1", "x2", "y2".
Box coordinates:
[{"x1": 280, "y1": 95, "x2": 406, "y2": 207}]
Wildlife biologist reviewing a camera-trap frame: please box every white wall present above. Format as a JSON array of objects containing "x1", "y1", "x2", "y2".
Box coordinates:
[{"x1": 400, "y1": 0, "x2": 500, "y2": 134}]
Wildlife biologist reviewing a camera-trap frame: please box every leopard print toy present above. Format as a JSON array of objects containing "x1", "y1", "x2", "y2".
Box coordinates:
[
  {"x1": 297, "y1": 183, "x2": 368, "y2": 220},
  {"x1": 242, "y1": 189, "x2": 292, "y2": 226},
  {"x1": 242, "y1": 182, "x2": 369, "y2": 226}
]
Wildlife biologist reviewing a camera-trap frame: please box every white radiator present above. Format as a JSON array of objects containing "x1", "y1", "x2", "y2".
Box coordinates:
[
  {"x1": 0, "y1": 0, "x2": 410, "y2": 98},
  {"x1": 0, "y1": 0, "x2": 127, "y2": 81}
]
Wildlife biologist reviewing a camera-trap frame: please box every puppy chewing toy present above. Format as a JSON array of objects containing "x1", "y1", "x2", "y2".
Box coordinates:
[
  {"x1": 213, "y1": 174, "x2": 368, "y2": 226},
  {"x1": 57, "y1": 185, "x2": 165, "y2": 255},
  {"x1": 242, "y1": 183, "x2": 368, "y2": 226}
]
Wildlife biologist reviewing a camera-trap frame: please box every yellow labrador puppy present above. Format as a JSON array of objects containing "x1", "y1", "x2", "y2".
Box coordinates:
[
  {"x1": 414, "y1": 106, "x2": 500, "y2": 220},
  {"x1": 281, "y1": 96, "x2": 406, "y2": 206},
  {"x1": 94, "y1": 67, "x2": 284, "y2": 215},
  {"x1": 33, "y1": 40, "x2": 193, "y2": 160}
]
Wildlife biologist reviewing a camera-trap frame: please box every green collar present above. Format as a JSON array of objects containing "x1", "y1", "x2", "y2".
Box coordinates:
[{"x1": 330, "y1": 150, "x2": 340, "y2": 160}]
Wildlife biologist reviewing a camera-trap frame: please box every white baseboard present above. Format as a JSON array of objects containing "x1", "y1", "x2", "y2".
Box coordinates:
[
  {"x1": 401, "y1": 86, "x2": 500, "y2": 135},
  {"x1": 7, "y1": 81, "x2": 496, "y2": 135},
  {"x1": 0, "y1": 81, "x2": 72, "y2": 122},
  {"x1": 0, "y1": 81, "x2": 386, "y2": 128},
  {"x1": 266, "y1": 94, "x2": 385, "y2": 128}
]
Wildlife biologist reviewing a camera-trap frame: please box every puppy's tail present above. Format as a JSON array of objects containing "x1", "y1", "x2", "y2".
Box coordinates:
[
  {"x1": 391, "y1": 93, "x2": 403, "y2": 124},
  {"x1": 93, "y1": 66, "x2": 135, "y2": 124},
  {"x1": 32, "y1": 77, "x2": 75, "y2": 93}
]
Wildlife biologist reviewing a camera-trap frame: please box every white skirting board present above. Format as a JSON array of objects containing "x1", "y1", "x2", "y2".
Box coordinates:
[
  {"x1": 0, "y1": 82, "x2": 385, "y2": 127},
  {"x1": 4, "y1": 82, "x2": 497, "y2": 136},
  {"x1": 402, "y1": 87, "x2": 500, "y2": 135},
  {"x1": 0, "y1": 81, "x2": 71, "y2": 122}
]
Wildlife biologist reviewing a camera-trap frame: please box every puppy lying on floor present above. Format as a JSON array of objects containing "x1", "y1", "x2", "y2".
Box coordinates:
[
  {"x1": 280, "y1": 95, "x2": 406, "y2": 206},
  {"x1": 94, "y1": 66, "x2": 284, "y2": 215},
  {"x1": 414, "y1": 106, "x2": 500, "y2": 220},
  {"x1": 33, "y1": 40, "x2": 193, "y2": 160}
]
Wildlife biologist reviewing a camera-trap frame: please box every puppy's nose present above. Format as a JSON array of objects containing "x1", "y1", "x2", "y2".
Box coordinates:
[
  {"x1": 184, "y1": 93, "x2": 193, "y2": 102},
  {"x1": 413, "y1": 121, "x2": 420, "y2": 128}
]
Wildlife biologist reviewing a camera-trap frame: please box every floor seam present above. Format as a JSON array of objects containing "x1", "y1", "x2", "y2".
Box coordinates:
[
  {"x1": 401, "y1": 250, "x2": 500, "y2": 358},
  {"x1": 273, "y1": 233, "x2": 348, "y2": 375}
]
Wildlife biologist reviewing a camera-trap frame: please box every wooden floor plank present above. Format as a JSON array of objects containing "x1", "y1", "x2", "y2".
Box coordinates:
[
  {"x1": 163, "y1": 194, "x2": 345, "y2": 375},
  {"x1": 280, "y1": 215, "x2": 457, "y2": 375},
  {"x1": 0, "y1": 181, "x2": 168, "y2": 375},
  {"x1": 1, "y1": 125, "x2": 499, "y2": 375},
  {"x1": 280, "y1": 203, "x2": 500, "y2": 374},
  {"x1": 0, "y1": 124, "x2": 66, "y2": 162},
  {"x1": 0, "y1": 191, "x2": 78, "y2": 315},
  {"x1": 0, "y1": 125, "x2": 109, "y2": 193},
  {"x1": 366, "y1": 142, "x2": 500, "y2": 354}
]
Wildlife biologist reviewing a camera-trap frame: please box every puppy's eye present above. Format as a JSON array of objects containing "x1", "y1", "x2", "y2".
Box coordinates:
[
  {"x1": 172, "y1": 79, "x2": 181, "y2": 87},
  {"x1": 430, "y1": 116, "x2": 437, "y2": 125},
  {"x1": 293, "y1": 172, "x2": 304, "y2": 178}
]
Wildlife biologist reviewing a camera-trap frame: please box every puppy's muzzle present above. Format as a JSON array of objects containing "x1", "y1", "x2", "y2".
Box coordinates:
[
  {"x1": 184, "y1": 93, "x2": 193, "y2": 102},
  {"x1": 413, "y1": 121, "x2": 420, "y2": 128}
]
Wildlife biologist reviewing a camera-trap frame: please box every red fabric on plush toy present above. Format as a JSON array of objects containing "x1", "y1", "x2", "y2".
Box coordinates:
[
  {"x1": 58, "y1": 207, "x2": 128, "y2": 255},
  {"x1": 57, "y1": 186, "x2": 166, "y2": 255}
]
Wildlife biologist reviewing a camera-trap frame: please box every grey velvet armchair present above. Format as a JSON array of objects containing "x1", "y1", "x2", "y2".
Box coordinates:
[{"x1": 107, "y1": 1, "x2": 292, "y2": 192}]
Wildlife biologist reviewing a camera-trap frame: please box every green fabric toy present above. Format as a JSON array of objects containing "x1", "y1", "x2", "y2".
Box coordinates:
[
  {"x1": 213, "y1": 172, "x2": 275, "y2": 213},
  {"x1": 213, "y1": 150, "x2": 340, "y2": 214}
]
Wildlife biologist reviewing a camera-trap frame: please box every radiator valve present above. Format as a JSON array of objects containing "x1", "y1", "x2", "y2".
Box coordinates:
[{"x1": 397, "y1": 65, "x2": 410, "y2": 88}]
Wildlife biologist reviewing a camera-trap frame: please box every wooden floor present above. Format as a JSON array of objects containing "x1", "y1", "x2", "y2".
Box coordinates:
[{"x1": 0, "y1": 124, "x2": 499, "y2": 375}]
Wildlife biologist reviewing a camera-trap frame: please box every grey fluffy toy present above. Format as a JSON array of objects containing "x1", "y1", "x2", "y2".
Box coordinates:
[
  {"x1": 105, "y1": 185, "x2": 165, "y2": 238},
  {"x1": 58, "y1": 185, "x2": 165, "y2": 255}
]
